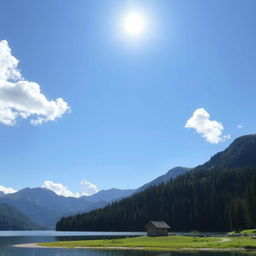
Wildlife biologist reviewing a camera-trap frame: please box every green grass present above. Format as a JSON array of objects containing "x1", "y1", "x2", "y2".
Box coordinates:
[
  {"x1": 228, "y1": 229, "x2": 256, "y2": 236},
  {"x1": 38, "y1": 235, "x2": 256, "y2": 251},
  {"x1": 241, "y1": 229, "x2": 256, "y2": 235}
]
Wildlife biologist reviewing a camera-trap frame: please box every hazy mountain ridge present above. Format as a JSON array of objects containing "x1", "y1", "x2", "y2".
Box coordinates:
[
  {"x1": 0, "y1": 203, "x2": 41, "y2": 230},
  {"x1": 0, "y1": 187, "x2": 107, "y2": 228},
  {"x1": 87, "y1": 188, "x2": 135, "y2": 203}
]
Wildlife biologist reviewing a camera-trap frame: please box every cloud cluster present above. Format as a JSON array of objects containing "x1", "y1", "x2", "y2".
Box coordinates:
[
  {"x1": 185, "y1": 108, "x2": 230, "y2": 144},
  {"x1": 41, "y1": 181, "x2": 80, "y2": 198},
  {"x1": 80, "y1": 180, "x2": 99, "y2": 196},
  {"x1": 0, "y1": 185, "x2": 17, "y2": 194},
  {"x1": 41, "y1": 180, "x2": 99, "y2": 198},
  {"x1": 0, "y1": 40, "x2": 70, "y2": 126}
]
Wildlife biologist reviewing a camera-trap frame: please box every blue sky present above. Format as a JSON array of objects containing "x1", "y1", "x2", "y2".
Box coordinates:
[{"x1": 0, "y1": 0, "x2": 255, "y2": 195}]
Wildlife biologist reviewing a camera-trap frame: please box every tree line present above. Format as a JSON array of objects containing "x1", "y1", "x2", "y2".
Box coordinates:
[{"x1": 56, "y1": 167, "x2": 256, "y2": 232}]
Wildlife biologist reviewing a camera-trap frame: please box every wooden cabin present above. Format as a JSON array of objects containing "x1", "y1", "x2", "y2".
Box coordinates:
[{"x1": 145, "y1": 221, "x2": 170, "y2": 237}]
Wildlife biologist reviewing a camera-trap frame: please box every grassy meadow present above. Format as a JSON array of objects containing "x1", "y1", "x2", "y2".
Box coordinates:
[{"x1": 38, "y1": 235, "x2": 256, "y2": 251}]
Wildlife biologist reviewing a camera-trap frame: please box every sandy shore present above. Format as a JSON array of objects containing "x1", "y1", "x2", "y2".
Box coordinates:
[{"x1": 13, "y1": 243, "x2": 48, "y2": 248}]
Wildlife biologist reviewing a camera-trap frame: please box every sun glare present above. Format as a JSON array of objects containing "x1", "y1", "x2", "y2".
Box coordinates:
[{"x1": 122, "y1": 12, "x2": 146, "y2": 36}]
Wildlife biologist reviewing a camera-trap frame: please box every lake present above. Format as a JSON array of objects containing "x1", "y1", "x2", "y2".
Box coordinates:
[{"x1": 0, "y1": 231, "x2": 252, "y2": 256}]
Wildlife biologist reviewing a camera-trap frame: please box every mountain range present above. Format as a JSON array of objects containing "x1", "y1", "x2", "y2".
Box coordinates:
[
  {"x1": 0, "y1": 163, "x2": 190, "y2": 229},
  {"x1": 0, "y1": 187, "x2": 108, "y2": 228},
  {"x1": 56, "y1": 134, "x2": 256, "y2": 232},
  {"x1": 3, "y1": 134, "x2": 255, "y2": 231}
]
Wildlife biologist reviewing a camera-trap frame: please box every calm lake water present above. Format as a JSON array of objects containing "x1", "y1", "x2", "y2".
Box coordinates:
[{"x1": 0, "y1": 231, "x2": 252, "y2": 256}]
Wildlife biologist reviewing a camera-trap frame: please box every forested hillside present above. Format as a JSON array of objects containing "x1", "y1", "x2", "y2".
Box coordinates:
[
  {"x1": 0, "y1": 203, "x2": 41, "y2": 230},
  {"x1": 56, "y1": 167, "x2": 256, "y2": 232},
  {"x1": 56, "y1": 134, "x2": 256, "y2": 232}
]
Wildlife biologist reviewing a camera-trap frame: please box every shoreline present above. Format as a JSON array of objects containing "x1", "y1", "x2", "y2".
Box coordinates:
[
  {"x1": 13, "y1": 243, "x2": 47, "y2": 248},
  {"x1": 12, "y1": 243, "x2": 251, "y2": 251}
]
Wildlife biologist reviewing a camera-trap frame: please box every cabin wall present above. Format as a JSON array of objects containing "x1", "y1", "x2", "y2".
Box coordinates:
[{"x1": 147, "y1": 225, "x2": 168, "y2": 237}]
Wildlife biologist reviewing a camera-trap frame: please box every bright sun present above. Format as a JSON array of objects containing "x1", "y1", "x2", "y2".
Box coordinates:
[{"x1": 122, "y1": 12, "x2": 146, "y2": 36}]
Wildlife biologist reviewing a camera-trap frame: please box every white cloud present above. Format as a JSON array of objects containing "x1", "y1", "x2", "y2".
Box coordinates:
[
  {"x1": 80, "y1": 180, "x2": 99, "y2": 196},
  {"x1": 237, "y1": 124, "x2": 243, "y2": 129},
  {"x1": 0, "y1": 41, "x2": 21, "y2": 81},
  {"x1": 41, "y1": 181, "x2": 80, "y2": 198},
  {"x1": 0, "y1": 40, "x2": 70, "y2": 126},
  {"x1": 41, "y1": 180, "x2": 99, "y2": 197},
  {"x1": 185, "y1": 108, "x2": 230, "y2": 144},
  {"x1": 0, "y1": 185, "x2": 17, "y2": 194}
]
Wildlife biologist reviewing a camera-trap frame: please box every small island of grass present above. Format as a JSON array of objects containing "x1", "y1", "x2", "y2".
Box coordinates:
[{"x1": 38, "y1": 235, "x2": 256, "y2": 251}]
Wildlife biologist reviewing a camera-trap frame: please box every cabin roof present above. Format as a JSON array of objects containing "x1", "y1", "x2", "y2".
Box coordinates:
[{"x1": 145, "y1": 221, "x2": 170, "y2": 229}]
